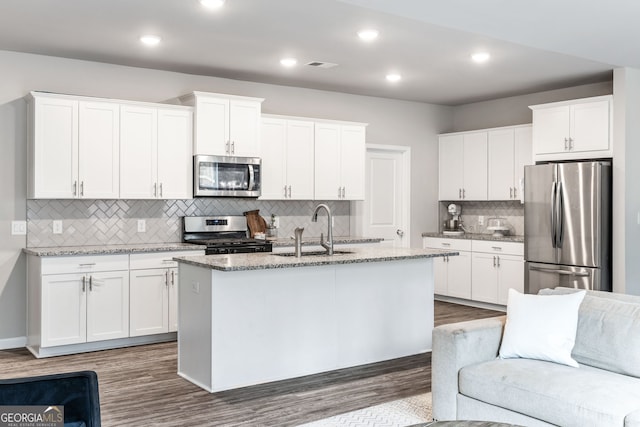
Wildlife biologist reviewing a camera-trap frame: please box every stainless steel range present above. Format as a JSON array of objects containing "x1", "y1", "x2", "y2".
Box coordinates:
[{"x1": 182, "y1": 216, "x2": 272, "y2": 255}]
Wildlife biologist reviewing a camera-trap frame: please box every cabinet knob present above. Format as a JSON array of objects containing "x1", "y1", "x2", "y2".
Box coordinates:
[
  {"x1": 73, "y1": 181, "x2": 78, "y2": 196},
  {"x1": 459, "y1": 188, "x2": 462, "y2": 199},
  {"x1": 288, "y1": 185, "x2": 292, "y2": 198},
  {"x1": 509, "y1": 187, "x2": 513, "y2": 198},
  {"x1": 80, "y1": 181, "x2": 84, "y2": 197},
  {"x1": 159, "y1": 183, "x2": 163, "y2": 198}
]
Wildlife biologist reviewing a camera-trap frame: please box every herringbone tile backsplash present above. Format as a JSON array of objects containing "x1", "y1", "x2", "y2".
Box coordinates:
[
  {"x1": 439, "y1": 200, "x2": 524, "y2": 236},
  {"x1": 27, "y1": 199, "x2": 351, "y2": 247}
]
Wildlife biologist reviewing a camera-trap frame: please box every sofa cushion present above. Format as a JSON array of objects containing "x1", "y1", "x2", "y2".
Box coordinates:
[
  {"x1": 627, "y1": 408, "x2": 640, "y2": 427},
  {"x1": 499, "y1": 289, "x2": 585, "y2": 367},
  {"x1": 459, "y1": 358, "x2": 640, "y2": 427},
  {"x1": 540, "y1": 288, "x2": 640, "y2": 378}
]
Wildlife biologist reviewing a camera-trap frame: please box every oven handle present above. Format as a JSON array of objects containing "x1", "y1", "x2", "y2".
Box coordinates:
[{"x1": 248, "y1": 165, "x2": 255, "y2": 191}]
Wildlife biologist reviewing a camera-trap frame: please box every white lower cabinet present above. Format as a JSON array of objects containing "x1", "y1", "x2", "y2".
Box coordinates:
[
  {"x1": 129, "y1": 251, "x2": 201, "y2": 337},
  {"x1": 32, "y1": 254, "x2": 130, "y2": 349},
  {"x1": 423, "y1": 238, "x2": 472, "y2": 299},
  {"x1": 424, "y1": 237, "x2": 524, "y2": 305}
]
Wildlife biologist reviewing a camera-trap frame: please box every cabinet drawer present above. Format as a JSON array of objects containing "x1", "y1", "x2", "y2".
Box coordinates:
[
  {"x1": 130, "y1": 250, "x2": 204, "y2": 270},
  {"x1": 471, "y1": 240, "x2": 523, "y2": 256},
  {"x1": 423, "y1": 237, "x2": 472, "y2": 251},
  {"x1": 41, "y1": 254, "x2": 129, "y2": 275}
]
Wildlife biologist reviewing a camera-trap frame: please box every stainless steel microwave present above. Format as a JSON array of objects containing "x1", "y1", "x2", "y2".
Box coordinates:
[{"x1": 194, "y1": 155, "x2": 261, "y2": 197}]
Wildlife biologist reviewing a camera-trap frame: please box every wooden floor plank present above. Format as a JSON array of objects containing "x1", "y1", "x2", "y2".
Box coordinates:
[{"x1": 0, "y1": 301, "x2": 501, "y2": 426}]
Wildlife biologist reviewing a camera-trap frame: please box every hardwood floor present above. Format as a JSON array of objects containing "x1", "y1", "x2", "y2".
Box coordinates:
[{"x1": 0, "y1": 301, "x2": 501, "y2": 426}]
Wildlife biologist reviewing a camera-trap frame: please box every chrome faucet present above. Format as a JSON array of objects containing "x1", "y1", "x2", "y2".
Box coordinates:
[{"x1": 311, "y1": 203, "x2": 333, "y2": 255}]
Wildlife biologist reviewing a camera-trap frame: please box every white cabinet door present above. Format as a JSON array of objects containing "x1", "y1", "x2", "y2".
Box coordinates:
[
  {"x1": 314, "y1": 123, "x2": 341, "y2": 200},
  {"x1": 433, "y1": 256, "x2": 448, "y2": 295},
  {"x1": 496, "y1": 255, "x2": 524, "y2": 305},
  {"x1": 462, "y1": 132, "x2": 488, "y2": 200},
  {"x1": 514, "y1": 126, "x2": 532, "y2": 199},
  {"x1": 447, "y1": 251, "x2": 472, "y2": 299},
  {"x1": 286, "y1": 120, "x2": 315, "y2": 200},
  {"x1": 194, "y1": 96, "x2": 229, "y2": 155},
  {"x1": 532, "y1": 106, "x2": 569, "y2": 155},
  {"x1": 31, "y1": 96, "x2": 79, "y2": 199},
  {"x1": 340, "y1": 125, "x2": 366, "y2": 200},
  {"x1": 487, "y1": 128, "x2": 515, "y2": 201},
  {"x1": 260, "y1": 118, "x2": 288, "y2": 199},
  {"x1": 471, "y1": 252, "x2": 498, "y2": 303},
  {"x1": 129, "y1": 268, "x2": 169, "y2": 337},
  {"x1": 78, "y1": 101, "x2": 120, "y2": 199},
  {"x1": 229, "y1": 99, "x2": 262, "y2": 157},
  {"x1": 438, "y1": 134, "x2": 464, "y2": 200},
  {"x1": 41, "y1": 274, "x2": 86, "y2": 347},
  {"x1": 86, "y1": 270, "x2": 129, "y2": 342},
  {"x1": 571, "y1": 100, "x2": 610, "y2": 153},
  {"x1": 120, "y1": 105, "x2": 158, "y2": 199},
  {"x1": 157, "y1": 108, "x2": 193, "y2": 199},
  {"x1": 168, "y1": 268, "x2": 179, "y2": 333}
]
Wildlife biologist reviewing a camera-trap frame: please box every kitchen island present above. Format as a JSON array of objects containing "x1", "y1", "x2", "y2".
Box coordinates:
[{"x1": 174, "y1": 247, "x2": 455, "y2": 393}]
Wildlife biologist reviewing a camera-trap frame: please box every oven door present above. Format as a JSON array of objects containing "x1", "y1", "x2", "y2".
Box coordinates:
[{"x1": 194, "y1": 155, "x2": 261, "y2": 197}]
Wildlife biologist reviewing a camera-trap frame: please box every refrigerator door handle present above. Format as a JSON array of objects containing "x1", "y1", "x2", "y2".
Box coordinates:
[
  {"x1": 556, "y1": 181, "x2": 564, "y2": 248},
  {"x1": 529, "y1": 266, "x2": 590, "y2": 277},
  {"x1": 550, "y1": 181, "x2": 558, "y2": 248}
]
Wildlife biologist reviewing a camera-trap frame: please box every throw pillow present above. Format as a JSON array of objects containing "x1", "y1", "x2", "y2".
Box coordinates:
[{"x1": 498, "y1": 288, "x2": 586, "y2": 367}]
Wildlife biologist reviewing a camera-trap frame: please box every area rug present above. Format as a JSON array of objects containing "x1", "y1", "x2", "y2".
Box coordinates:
[{"x1": 297, "y1": 393, "x2": 432, "y2": 427}]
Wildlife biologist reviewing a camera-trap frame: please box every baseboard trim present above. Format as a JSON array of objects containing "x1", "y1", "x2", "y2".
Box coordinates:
[{"x1": 0, "y1": 336, "x2": 28, "y2": 350}]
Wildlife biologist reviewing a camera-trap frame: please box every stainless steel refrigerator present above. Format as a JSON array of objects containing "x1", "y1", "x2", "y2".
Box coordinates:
[{"x1": 524, "y1": 161, "x2": 611, "y2": 294}]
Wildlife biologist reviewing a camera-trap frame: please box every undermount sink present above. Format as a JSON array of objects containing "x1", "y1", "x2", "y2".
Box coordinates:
[{"x1": 275, "y1": 250, "x2": 353, "y2": 257}]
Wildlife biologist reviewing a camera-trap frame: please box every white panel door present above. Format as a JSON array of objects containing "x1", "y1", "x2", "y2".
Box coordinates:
[
  {"x1": 194, "y1": 96, "x2": 229, "y2": 155},
  {"x1": 314, "y1": 123, "x2": 341, "y2": 200},
  {"x1": 229, "y1": 99, "x2": 261, "y2": 157},
  {"x1": 86, "y1": 271, "x2": 129, "y2": 342},
  {"x1": 78, "y1": 101, "x2": 120, "y2": 199},
  {"x1": 340, "y1": 125, "x2": 366, "y2": 200},
  {"x1": 286, "y1": 120, "x2": 315, "y2": 200},
  {"x1": 438, "y1": 135, "x2": 464, "y2": 200},
  {"x1": 42, "y1": 273, "x2": 86, "y2": 347},
  {"x1": 462, "y1": 132, "x2": 488, "y2": 200},
  {"x1": 364, "y1": 149, "x2": 407, "y2": 247},
  {"x1": 32, "y1": 96, "x2": 78, "y2": 198},
  {"x1": 497, "y1": 255, "x2": 524, "y2": 305},
  {"x1": 157, "y1": 108, "x2": 193, "y2": 199},
  {"x1": 571, "y1": 100, "x2": 610, "y2": 152},
  {"x1": 532, "y1": 106, "x2": 570, "y2": 154},
  {"x1": 471, "y1": 252, "x2": 498, "y2": 303},
  {"x1": 447, "y1": 251, "x2": 472, "y2": 299},
  {"x1": 120, "y1": 105, "x2": 158, "y2": 199},
  {"x1": 130, "y1": 269, "x2": 169, "y2": 336},
  {"x1": 260, "y1": 118, "x2": 287, "y2": 199},
  {"x1": 487, "y1": 128, "x2": 515, "y2": 201},
  {"x1": 168, "y1": 268, "x2": 178, "y2": 333}
]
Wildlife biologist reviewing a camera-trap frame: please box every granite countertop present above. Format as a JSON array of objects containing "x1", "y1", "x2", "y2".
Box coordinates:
[
  {"x1": 269, "y1": 236, "x2": 384, "y2": 247},
  {"x1": 174, "y1": 247, "x2": 457, "y2": 272},
  {"x1": 421, "y1": 232, "x2": 524, "y2": 243},
  {"x1": 23, "y1": 242, "x2": 206, "y2": 257}
]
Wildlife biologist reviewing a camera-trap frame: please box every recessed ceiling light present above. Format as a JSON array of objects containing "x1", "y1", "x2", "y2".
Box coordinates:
[
  {"x1": 140, "y1": 35, "x2": 161, "y2": 46},
  {"x1": 200, "y1": 0, "x2": 225, "y2": 9},
  {"x1": 471, "y1": 52, "x2": 491, "y2": 63},
  {"x1": 357, "y1": 29, "x2": 379, "y2": 41},
  {"x1": 386, "y1": 74, "x2": 402, "y2": 83},
  {"x1": 280, "y1": 58, "x2": 297, "y2": 67}
]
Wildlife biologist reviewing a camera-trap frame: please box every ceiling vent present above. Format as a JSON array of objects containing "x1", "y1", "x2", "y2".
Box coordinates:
[{"x1": 306, "y1": 61, "x2": 338, "y2": 69}]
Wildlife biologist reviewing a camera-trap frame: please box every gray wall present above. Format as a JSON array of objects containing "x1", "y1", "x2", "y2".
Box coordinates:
[{"x1": 0, "y1": 49, "x2": 452, "y2": 344}]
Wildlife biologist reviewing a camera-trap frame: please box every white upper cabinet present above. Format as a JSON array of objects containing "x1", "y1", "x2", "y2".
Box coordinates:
[
  {"x1": 260, "y1": 116, "x2": 315, "y2": 200},
  {"x1": 179, "y1": 92, "x2": 263, "y2": 157},
  {"x1": 487, "y1": 125, "x2": 532, "y2": 201},
  {"x1": 530, "y1": 95, "x2": 612, "y2": 161},
  {"x1": 120, "y1": 105, "x2": 192, "y2": 199},
  {"x1": 439, "y1": 131, "x2": 487, "y2": 200},
  {"x1": 28, "y1": 93, "x2": 120, "y2": 199},
  {"x1": 314, "y1": 122, "x2": 366, "y2": 200}
]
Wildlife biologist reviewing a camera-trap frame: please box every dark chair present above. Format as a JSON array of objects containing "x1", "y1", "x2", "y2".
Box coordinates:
[{"x1": 0, "y1": 370, "x2": 101, "y2": 427}]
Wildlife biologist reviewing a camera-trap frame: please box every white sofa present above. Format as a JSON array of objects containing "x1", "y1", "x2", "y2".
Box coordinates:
[{"x1": 432, "y1": 288, "x2": 640, "y2": 426}]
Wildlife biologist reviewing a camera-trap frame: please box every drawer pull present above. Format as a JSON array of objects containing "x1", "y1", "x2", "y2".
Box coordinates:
[
  {"x1": 491, "y1": 246, "x2": 502, "y2": 251},
  {"x1": 441, "y1": 243, "x2": 451, "y2": 247},
  {"x1": 78, "y1": 263, "x2": 96, "y2": 267}
]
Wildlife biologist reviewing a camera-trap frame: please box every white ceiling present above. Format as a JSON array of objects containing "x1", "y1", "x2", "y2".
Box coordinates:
[{"x1": 0, "y1": 0, "x2": 627, "y2": 105}]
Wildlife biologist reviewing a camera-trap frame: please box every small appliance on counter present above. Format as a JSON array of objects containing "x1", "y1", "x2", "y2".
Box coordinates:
[
  {"x1": 443, "y1": 203, "x2": 464, "y2": 235},
  {"x1": 486, "y1": 217, "x2": 510, "y2": 237}
]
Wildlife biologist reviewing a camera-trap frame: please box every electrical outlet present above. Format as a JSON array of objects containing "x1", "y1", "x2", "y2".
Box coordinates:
[
  {"x1": 273, "y1": 216, "x2": 280, "y2": 228},
  {"x1": 191, "y1": 281, "x2": 200, "y2": 294},
  {"x1": 478, "y1": 216, "x2": 485, "y2": 226},
  {"x1": 11, "y1": 221, "x2": 27, "y2": 236},
  {"x1": 52, "y1": 220, "x2": 63, "y2": 234},
  {"x1": 137, "y1": 219, "x2": 146, "y2": 233}
]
